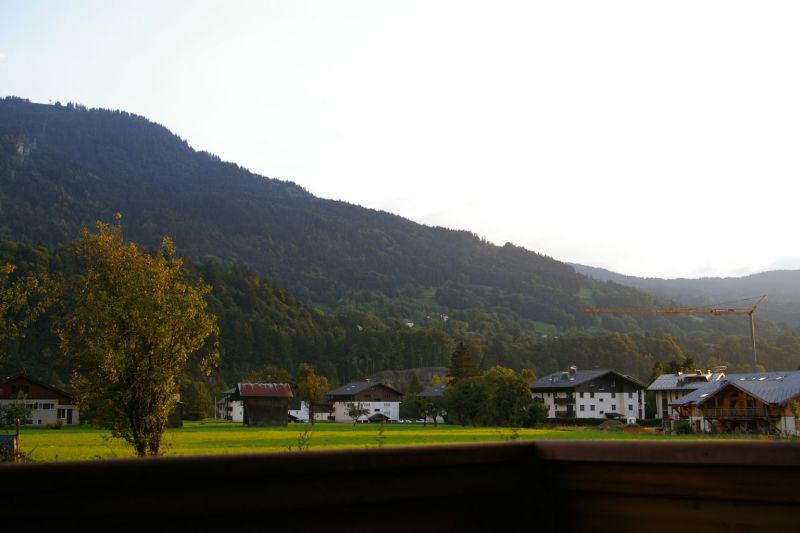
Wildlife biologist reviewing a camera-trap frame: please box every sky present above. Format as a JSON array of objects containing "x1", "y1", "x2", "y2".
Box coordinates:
[{"x1": 2, "y1": 1, "x2": 799, "y2": 279}]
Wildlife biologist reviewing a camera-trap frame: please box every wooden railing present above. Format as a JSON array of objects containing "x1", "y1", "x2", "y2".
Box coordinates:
[
  {"x1": 0, "y1": 441, "x2": 798, "y2": 530},
  {"x1": 703, "y1": 407, "x2": 781, "y2": 419}
]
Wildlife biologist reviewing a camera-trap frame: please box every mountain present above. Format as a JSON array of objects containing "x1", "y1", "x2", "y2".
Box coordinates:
[
  {"x1": 2, "y1": 97, "x2": 797, "y2": 383},
  {"x1": 573, "y1": 264, "x2": 800, "y2": 329}
]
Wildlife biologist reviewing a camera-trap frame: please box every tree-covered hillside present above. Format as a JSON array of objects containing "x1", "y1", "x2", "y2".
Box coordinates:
[
  {"x1": 574, "y1": 263, "x2": 800, "y2": 329},
  {"x1": 1, "y1": 97, "x2": 796, "y2": 387}
]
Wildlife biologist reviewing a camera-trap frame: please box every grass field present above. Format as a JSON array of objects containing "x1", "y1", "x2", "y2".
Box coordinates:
[{"x1": 6, "y1": 420, "x2": 765, "y2": 462}]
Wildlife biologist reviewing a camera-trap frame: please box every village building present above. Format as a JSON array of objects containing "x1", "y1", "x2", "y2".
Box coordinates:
[
  {"x1": 217, "y1": 387, "x2": 244, "y2": 423},
  {"x1": 530, "y1": 366, "x2": 646, "y2": 423},
  {"x1": 647, "y1": 370, "x2": 726, "y2": 422},
  {"x1": 327, "y1": 381, "x2": 403, "y2": 423},
  {"x1": 416, "y1": 383, "x2": 447, "y2": 424},
  {"x1": 670, "y1": 370, "x2": 800, "y2": 435},
  {"x1": 0, "y1": 375, "x2": 80, "y2": 427},
  {"x1": 230, "y1": 383, "x2": 293, "y2": 427}
]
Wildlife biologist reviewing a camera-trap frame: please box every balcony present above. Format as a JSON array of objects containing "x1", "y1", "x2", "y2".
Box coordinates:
[
  {"x1": 3, "y1": 441, "x2": 799, "y2": 529},
  {"x1": 553, "y1": 397, "x2": 574, "y2": 406},
  {"x1": 703, "y1": 407, "x2": 781, "y2": 419}
]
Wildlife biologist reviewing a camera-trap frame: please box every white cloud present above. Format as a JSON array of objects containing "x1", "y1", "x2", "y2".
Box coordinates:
[{"x1": 0, "y1": 52, "x2": 7, "y2": 62}]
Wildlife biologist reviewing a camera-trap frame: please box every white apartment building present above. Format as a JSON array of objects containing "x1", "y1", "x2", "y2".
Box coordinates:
[{"x1": 530, "y1": 366, "x2": 646, "y2": 423}]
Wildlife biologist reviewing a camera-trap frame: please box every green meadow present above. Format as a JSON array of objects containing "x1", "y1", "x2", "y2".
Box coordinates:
[{"x1": 6, "y1": 420, "x2": 758, "y2": 462}]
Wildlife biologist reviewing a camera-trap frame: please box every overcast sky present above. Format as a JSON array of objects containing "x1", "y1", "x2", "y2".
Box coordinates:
[{"x1": 2, "y1": 1, "x2": 799, "y2": 279}]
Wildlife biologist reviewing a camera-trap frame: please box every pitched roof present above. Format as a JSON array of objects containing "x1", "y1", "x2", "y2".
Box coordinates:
[
  {"x1": 418, "y1": 384, "x2": 447, "y2": 398},
  {"x1": 327, "y1": 381, "x2": 403, "y2": 397},
  {"x1": 671, "y1": 371, "x2": 800, "y2": 406},
  {"x1": 647, "y1": 372, "x2": 725, "y2": 392},
  {"x1": 235, "y1": 383, "x2": 293, "y2": 398},
  {"x1": 530, "y1": 369, "x2": 646, "y2": 390},
  {"x1": 0, "y1": 374, "x2": 75, "y2": 402}
]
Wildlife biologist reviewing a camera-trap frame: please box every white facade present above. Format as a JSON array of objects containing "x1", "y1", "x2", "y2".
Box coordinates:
[
  {"x1": 218, "y1": 399, "x2": 244, "y2": 423},
  {"x1": 332, "y1": 401, "x2": 400, "y2": 423},
  {"x1": 0, "y1": 399, "x2": 80, "y2": 427},
  {"x1": 289, "y1": 401, "x2": 329, "y2": 422},
  {"x1": 536, "y1": 390, "x2": 643, "y2": 422}
]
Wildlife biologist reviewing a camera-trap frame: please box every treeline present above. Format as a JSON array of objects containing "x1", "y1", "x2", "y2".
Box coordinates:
[{"x1": 2, "y1": 238, "x2": 799, "y2": 401}]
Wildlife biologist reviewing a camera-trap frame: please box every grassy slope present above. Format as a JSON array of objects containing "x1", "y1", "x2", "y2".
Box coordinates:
[{"x1": 13, "y1": 421, "x2": 760, "y2": 462}]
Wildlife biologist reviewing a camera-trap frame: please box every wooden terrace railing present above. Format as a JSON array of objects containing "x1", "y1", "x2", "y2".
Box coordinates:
[{"x1": 1, "y1": 440, "x2": 798, "y2": 531}]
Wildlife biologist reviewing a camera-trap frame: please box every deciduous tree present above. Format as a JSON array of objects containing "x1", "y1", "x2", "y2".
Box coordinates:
[
  {"x1": 56, "y1": 218, "x2": 218, "y2": 456},
  {"x1": 0, "y1": 263, "x2": 57, "y2": 362},
  {"x1": 295, "y1": 362, "x2": 329, "y2": 426}
]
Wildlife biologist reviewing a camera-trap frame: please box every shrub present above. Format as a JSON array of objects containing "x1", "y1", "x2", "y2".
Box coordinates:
[{"x1": 675, "y1": 421, "x2": 692, "y2": 434}]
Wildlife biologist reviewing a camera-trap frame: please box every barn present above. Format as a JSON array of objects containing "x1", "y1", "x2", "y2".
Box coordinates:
[{"x1": 232, "y1": 383, "x2": 293, "y2": 427}]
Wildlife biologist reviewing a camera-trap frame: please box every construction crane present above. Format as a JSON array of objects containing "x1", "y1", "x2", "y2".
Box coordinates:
[{"x1": 584, "y1": 295, "x2": 766, "y2": 371}]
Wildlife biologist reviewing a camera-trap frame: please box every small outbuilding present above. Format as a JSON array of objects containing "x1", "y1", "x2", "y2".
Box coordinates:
[{"x1": 232, "y1": 383, "x2": 293, "y2": 427}]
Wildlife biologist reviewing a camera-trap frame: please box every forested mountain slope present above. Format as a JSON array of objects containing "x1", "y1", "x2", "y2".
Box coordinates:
[
  {"x1": 574, "y1": 264, "x2": 800, "y2": 329},
  {"x1": 1, "y1": 97, "x2": 796, "y2": 385}
]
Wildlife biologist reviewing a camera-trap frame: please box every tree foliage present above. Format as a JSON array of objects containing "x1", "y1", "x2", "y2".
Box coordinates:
[
  {"x1": 55, "y1": 218, "x2": 218, "y2": 456},
  {"x1": 295, "y1": 362, "x2": 329, "y2": 426}
]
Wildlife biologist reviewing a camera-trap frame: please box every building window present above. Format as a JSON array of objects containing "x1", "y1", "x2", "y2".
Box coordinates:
[
  {"x1": 580, "y1": 405, "x2": 585, "y2": 411},
  {"x1": 628, "y1": 404, "x2": 633, "y2": 411},
  {"x1": 57, "y1": 408, "x2": 65, "y2": 418},
  {"x1": 579, "y1": 392, "x2": 584, "y2": 398},
  {"x1": 590, "y1": 405, "x2": 595, "y2": 411},
  {"x1": 600, "y1": 410, "x2": 604, "y2": 414},
  {"x1": 590, "y1": 393, "x2": 595, "y2": 399},
  {"x1": 599, "y1": 398, "x2": 604, "y2": 402},
  {"x1": 611, "y1": 392, "x2": 616, "y2": 399},
  {"x1": 628, "y1": 392, "x2": 633, "y2": 399}
]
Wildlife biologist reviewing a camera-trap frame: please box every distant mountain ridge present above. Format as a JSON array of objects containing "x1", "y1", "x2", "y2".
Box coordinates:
[{"x1": 572, "y1": 263, "x2": 800, "y2": 328}]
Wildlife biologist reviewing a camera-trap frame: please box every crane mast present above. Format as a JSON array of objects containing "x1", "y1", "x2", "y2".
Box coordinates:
[{"x1": 585, "y1": 295, "x2": 766, "y2": 371}]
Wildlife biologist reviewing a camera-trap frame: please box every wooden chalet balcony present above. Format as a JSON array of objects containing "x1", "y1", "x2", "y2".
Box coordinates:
[
  {"x1": 1, "y1": 441, "x2": 798, "y2": 531},
  {"x1": 703, "y1": 407, "x2": 781, "y2": 419},
  {"x1": 553, "y1": 396, "x2": 574, "y2": 405}
]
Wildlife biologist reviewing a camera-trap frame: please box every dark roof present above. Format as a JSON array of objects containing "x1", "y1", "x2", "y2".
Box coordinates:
[
  {"x1": 418, "y1": 384, "x2": 447, "y2": 398},
  {"x1": 327, "y1": 381, "x2": 403, "y2": 398},
  {"x1": 530, "y1": 369, "x2": 646, "y2": 391},
  {"x1": 368, "y1": 412, "x2": 390, "y2": 422},
  {"x1": 671, "y1": 371, "x2": 800, "y2": 406},
  {"x1": 0, "y1": 374, "x2": 75, "y2": 402},
  {"x1": 235, "y1": 383, "x2": 293, "y2": 398},
  {"x1": 647, "y1": 372, "x2": 725, "y2": 392}
]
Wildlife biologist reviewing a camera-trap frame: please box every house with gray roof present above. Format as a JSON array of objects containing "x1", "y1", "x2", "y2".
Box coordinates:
[
  {"x1": 670, "y1": 371, "x2": 800, "y2": 435},
  {"x1": 647, "y1": 370, "x2": 725, "y2": 422},
  {"x1": 327, "y1": 381, "x2": 403, "y2": 423},
  {"x1": 530, "y1": 366, "x2": 646, "y2": 422}
]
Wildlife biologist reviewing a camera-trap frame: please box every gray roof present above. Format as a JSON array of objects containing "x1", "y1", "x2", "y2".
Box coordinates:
[
  {"x1": 671, "y1": 371, "x2": 800, "y2": 406},
  {"x1": 530, "y1": 369, "x2": 646, "y2": 390},
  {"x1": 327, "y1": 381, "x2": 403, "y2": 397},
  {"x1": 647, "y1": 372, "x2": 724, "y2": 392},
  {"x1": 418, "y1": 384, "x2": 447, "y2": 398}
]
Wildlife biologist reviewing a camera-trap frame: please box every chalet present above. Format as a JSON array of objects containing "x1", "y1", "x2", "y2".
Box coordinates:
[
  {"x1": 231, "y1": 383, "x2": 293, "y2": 427},
  {"x1": 530, "y1": 366, "x2": 646, "y2": 422},
  {"x1": 647, "y1": 370, "x2": 725, "y2": 421},
  {"x1": 416, "y1": 384, "x2": 447, "y2": 424},
  {"x1": 0, "y1": 375, "x2": 80, "y2": 427},
  {"x1": 670, "y1": 370, "x2": 800, "y2": 435},
  {"x1": 327, "y1": 382, "x2": 403, "y2": 423},
  {"x1": 217, "y1": 387, "x2": 244, "y2": 423}
]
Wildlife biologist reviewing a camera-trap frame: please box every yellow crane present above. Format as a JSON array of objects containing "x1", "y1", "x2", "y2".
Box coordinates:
[{"x1": 584, "y1": 295, "x2": 766, "y2": 371}]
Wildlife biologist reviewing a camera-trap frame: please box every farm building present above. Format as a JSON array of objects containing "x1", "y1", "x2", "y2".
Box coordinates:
[
  {"x1": 327, "y1": 381, "x2": 403, "y2": 423},
  {"x1": 231, "y1": 383, "x2": 293, "y2": 427},
  {"x1": 0, "y1": 375, "x2": 80, "y2": 427},
  {"x1": 530, "y1": 366, "x2": 646, "y2": 422}
]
